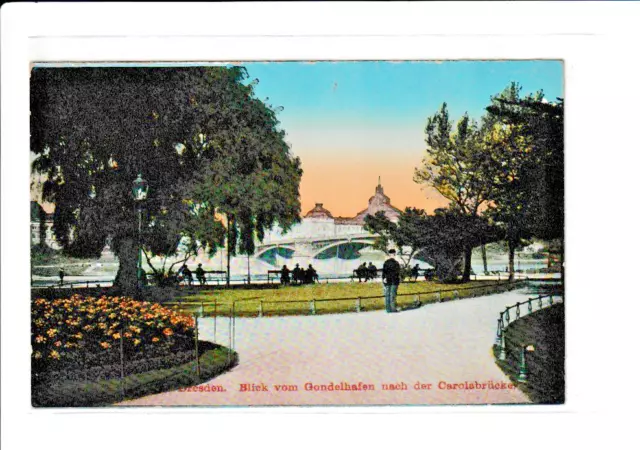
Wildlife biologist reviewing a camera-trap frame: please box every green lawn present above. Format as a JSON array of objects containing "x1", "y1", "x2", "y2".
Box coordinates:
[
  {"x1": 493, "y1": 303, "x2": 565, "y2": 404},
  {"x1": 167, "y1": 279, "x2": 518, "y2": 317}
]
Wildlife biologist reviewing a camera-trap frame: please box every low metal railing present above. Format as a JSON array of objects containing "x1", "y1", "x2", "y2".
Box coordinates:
[
  {"x1": 170, "y1": 279, "x2": 527, "y2": 318},
  {"x1": 495, "y1": 293, "x2": 564, "y2": 382}
]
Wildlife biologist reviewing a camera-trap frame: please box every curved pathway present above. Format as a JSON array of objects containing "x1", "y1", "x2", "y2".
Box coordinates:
[{"x1": 122, "y1": 289, "x2": 532, "y2": 406}]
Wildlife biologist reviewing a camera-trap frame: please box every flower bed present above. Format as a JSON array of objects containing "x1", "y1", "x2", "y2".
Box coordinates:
[{"x1": 31, "y1": 295, "x2": 196, "y2": 381}]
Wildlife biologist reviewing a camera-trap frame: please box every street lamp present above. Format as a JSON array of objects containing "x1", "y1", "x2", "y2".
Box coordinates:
[{"x1": 132, "y1": 174, "x2": 149, "y2": 292}]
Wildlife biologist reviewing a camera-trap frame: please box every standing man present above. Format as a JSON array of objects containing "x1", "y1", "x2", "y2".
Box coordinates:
[
  {"x1": 58, "y1": 267, "x2": 65, "y2": 286},
  {"x1": 382, "y1": 249, "x2": 401, "y2": 313}
]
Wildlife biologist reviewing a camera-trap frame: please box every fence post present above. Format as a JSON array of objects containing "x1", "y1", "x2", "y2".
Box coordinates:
[
  {"x1": 356, "y1": 297, "x2": 361, "y2": 313},
  {"x1": 200, "y1": 301, "x2": 205, "y2": 318},
  {"x1": 453, "y1": 290, "x2": 459, "y2": 300},
  {"x1": 499, "y1": 330, "x2": 507, "y2": 361},
  {"x1": 119, "y1": 325, "x2": 125, "y2": 400},
  {"x1": 495, "y1": 316, "x2": 503, "y2": 346},
  {"x1": 194, "y1": 313, "x2": 200, "y2": 379},
  {"x1": 258, "y1": 301, "x2": 263, "y2": 317},
  {"x1": 436, "y1": 291, "x2": 442, "y2": 303},
  {"x1": 213, "y1": 300, "x2": 218, "y2": 342},
  {"x1": 310, "y1": 299, "x2": 316, "y2": 315},
  {"x1": 517, "y1": 346, "x2": 528, "y2": 383},
  {"x1": 414, "y1": 294, "x2": 419, "y2": 305},
  {"x1": 227, "y1": 305, "x2": 233, "y2": 365}
]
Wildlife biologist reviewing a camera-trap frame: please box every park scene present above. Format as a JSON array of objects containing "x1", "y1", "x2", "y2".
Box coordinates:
[{"x1": 30, "y1": 61, "x2": 564, "y2": 407}]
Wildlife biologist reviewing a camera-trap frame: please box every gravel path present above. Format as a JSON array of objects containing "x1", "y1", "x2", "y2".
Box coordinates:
[{"x1": 121, "y1": 289, "x2": 532, "y2": 406}]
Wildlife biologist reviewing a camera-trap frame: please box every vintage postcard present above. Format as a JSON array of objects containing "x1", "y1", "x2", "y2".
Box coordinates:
[{"x1": 29, "y1": 59, "x2": 564, "y2": 408}]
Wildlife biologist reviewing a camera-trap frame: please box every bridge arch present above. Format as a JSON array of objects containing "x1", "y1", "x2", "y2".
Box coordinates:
[
  {"x1": 254, "y1": 244, "x2": 296, "y2": 258},
  {"x1": 311, "y1": 239, "x2": 377, "y2": 259}
]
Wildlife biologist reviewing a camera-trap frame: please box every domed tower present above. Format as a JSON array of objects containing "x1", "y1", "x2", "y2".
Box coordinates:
[
  {"x1": 304, "y1": 203, "x2": 334, "y2": 219},
  {"x1": 352, "y1": 178, "x2": 402, "y2": 224}
]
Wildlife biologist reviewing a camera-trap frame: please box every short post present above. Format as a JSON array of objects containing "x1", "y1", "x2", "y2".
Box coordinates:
[
  {"x1": 310, "y1": 299, "x2": 316, "y2": 315},
  {"x1": 356, "y1": 297, "x2": 362, "y2": 313},
  {"x1": 499, "y1": 331, "x2": 507, "y2": 361},
  {"x1": 436, "y1": 291, "x2": 442, "y2": 303},
  {"x1": 194, "y1": 313, "x2": 200, "y2": 379},
  {"x1": 258, "y1": 301, "x2": 263, "y2": 317},
  {"x1": 414, "y1": 294, "x2": 419, "y2": 306},
  {"x1": 453, "y1": 290, "x2": 459, "y2": 300},
  {"x1": 200, "y1": 301, "x2": 205, "y2": 318},
  {"x1": 518, "y1": 345, "x2": 535, "y2": 383},
  {"x1": 119, "y1": 325, "x2": 126, "y2": 399},
  {"x1": 213, "y1": 300, "x2": 218, "y2": 342},
  {"x1": 495, "y1": 316, "x2": 503, "y2": 346},
  {"x1": 227, "y1": 307, "x2": 233, "y2": 364}
]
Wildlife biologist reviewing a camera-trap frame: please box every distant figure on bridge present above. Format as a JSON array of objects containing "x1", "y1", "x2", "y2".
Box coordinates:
[
  {"x1": 195, "y1": 263, "x2": 206, "y2": 286},
  {"x1": 306, "y1": 264, "x2": 319, "y2": 284},
  {"x1": 368, "y1": 262, "x2": 377, "y2": 280},
  {"x1": 58, "y1": 267, "x2": 65, "y2": 286},
  {"x1": 281, "y1": 265, "x2": 291, "y2": 285},
  {"x1": 382, "y1": 249, "x2": 401, "y2": 313},
  {"x1": 411, "y1": 264, "x2": 420, "y2": 282},
  {"x1": 292, "y1": 263, "x2": 302, "y2": 285}
]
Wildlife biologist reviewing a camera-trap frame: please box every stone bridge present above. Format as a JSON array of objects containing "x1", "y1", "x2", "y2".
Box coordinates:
[{"x1": 255, "y1": 233, "x2": 378, "y2": 260}]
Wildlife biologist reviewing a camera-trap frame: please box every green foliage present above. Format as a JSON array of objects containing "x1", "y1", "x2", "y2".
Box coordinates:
[
  {"x1": 30, "y1": 67, "x2": 302, "y2": 290},
  {"x1": 481, "y1": 83, "x2": 564, "y2": 278},
  {"x1": 365, "y1": 208, "x2": 502, "y2": 282}
]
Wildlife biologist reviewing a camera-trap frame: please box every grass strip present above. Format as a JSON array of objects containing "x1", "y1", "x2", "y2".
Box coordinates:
[{"x1": 32, "y1": 343, "x2": 238, "y2": 407}]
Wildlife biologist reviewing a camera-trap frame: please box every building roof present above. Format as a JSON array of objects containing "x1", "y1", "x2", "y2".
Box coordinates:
[
  {"x1": 304, "y1": 202, "x2": 334, "y2": 219},
  {"x1": 307, "y1": 182, "x2": 402, "y2": 225}
]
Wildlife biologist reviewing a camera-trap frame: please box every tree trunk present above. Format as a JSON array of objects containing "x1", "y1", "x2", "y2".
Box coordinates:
[
  {"x1": 508, "y1": 241, "x2": 516, "y2": 282},
  {"x1": 481, "y1": 244, "x2": 488, "y2": 274},
  {"x1": 462, "y1": 246, "x2": 473, "y2": 282},
  {"x1": 114, "y1": 237, "x2": 138, "y2": 296}
]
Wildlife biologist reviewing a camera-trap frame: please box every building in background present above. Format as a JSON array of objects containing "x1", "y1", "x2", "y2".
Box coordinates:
[{"x1": 31, "y1": 201, "x2": 60, "y2": 249}]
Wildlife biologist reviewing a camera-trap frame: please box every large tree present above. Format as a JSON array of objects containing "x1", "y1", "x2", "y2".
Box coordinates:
[
  {"x1": 365, "y1": 208, "x2": 502, "y2": 283},
  {"x1": 484, "y1": 82, "x2": 564, "y2": 280},
  {"x1": 414, "y1": 104, "x2": 498, "y2": 281},
  {"x1": 31, "y1": 66, "x2": 302, "y2": 293}
]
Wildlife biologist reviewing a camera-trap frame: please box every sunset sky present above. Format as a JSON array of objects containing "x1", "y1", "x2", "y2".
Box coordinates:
[
  {"x1": 32, "y1": 60, "x2": 563, "y2": 217},
  {"x1": 242, "y1": 60, "x2": 564, "y2": 217}
]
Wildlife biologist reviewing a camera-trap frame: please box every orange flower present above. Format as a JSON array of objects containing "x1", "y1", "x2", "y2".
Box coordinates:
[
  {"x1": 46, "y1": 328, "x2": 58, "y2": 337},
  {"x1": 54, "y1": 341, "x2": 62, "y2": 347},
  {"x1": 162, "y1": 328, "x2": 173, "y2": 337},
  {"x1": 35, "y1": 335, "x2": 46, "y2": 343},
  {"x1": 112, "y1": 333, "x2": 121, "y2": 340},
  {"x1": 152, "y1": 337, "x2": 160, "y2": 343},
  {"x1": 100, "y1": 342, "x2": 111, "y2": 349},
  {"x1": 49, "y1": 350, "x2": 60, "y2": 359}
]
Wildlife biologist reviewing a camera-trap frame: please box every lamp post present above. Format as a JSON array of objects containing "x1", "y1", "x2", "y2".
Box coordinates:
[{"x1": 132, "y1": 174, "x2": 149, "y2": 294}]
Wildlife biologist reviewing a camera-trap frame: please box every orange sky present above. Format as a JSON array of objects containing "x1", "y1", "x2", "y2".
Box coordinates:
[{"x1": 298, "y1": 148, "x2": 449, "y2": 217}]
